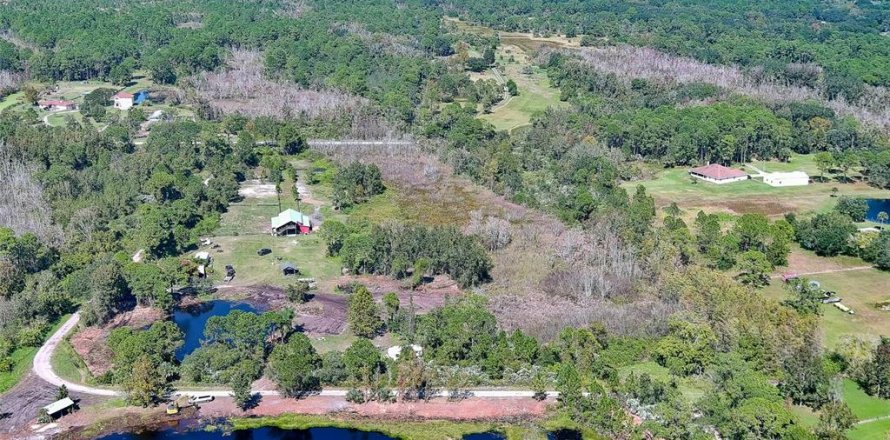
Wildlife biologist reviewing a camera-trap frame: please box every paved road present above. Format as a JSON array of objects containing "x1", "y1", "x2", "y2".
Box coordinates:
[{"x1": 34, "y1": 314, "x2": 559, "y2": 399}]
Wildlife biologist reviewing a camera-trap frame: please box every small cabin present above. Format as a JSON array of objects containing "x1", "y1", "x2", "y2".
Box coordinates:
[{"x1": 271, "y1": 209, "x2": 313, "y2": 236}]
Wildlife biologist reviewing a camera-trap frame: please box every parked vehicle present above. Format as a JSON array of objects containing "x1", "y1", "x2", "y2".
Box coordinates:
[
  {"x1": 257, "y1": 248, "x2": 271, "y2": 256},
  {"x1": 190, "y1": 395, "x2": 214, "y2": 404}
]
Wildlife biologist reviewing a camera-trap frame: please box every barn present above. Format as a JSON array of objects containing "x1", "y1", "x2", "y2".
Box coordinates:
[
  {"x1": 689, "y1": 163, "x2": 749, "y2": 184},
  {"x1": 271, "y1": 209, "x2": 313, "y2": 236}
]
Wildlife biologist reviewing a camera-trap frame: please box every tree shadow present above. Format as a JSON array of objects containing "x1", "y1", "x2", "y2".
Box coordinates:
[{"x1": 244, "y1": 393, "x2": 262, "y2": 410}]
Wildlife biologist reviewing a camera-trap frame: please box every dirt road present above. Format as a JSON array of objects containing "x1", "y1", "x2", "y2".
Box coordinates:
[{"x1": 33, "y1": 312, "x2": 121, "y2": 397}]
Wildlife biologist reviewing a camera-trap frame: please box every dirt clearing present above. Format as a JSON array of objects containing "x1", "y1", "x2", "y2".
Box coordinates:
[
  {"x1": 0, "y1": 373, "x2": 106, "y2": 438},
  {"x1": 69, "y1": 306, "x2": 165, "y2": 376},
  {"x1": 237, "y1": 179, "x2": 277, "y2": 198},
  {"x1": 216, "y1": 276, "x2": 460, "y2": 335}
]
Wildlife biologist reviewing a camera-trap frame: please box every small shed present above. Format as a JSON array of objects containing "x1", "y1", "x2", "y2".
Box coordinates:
[
  {"x1": 271, "y1": 209, "x2": 313, "y2": 236},
  {"x1": 281, "y1": 262, "x2": 298, "y2": 276},
  {"x1": 43, "y1": 397, "x2": 76, "y2": 420}
]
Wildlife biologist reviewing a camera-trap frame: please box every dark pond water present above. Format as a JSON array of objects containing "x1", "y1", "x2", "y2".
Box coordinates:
[
  {"x1": 463, "y1": 434, "x2": 506, "y2": 440},
  {"x1": 97, "y1": 427, "x2": 395, "y2": 440},
  {"x1": 547, "y1": 430, "x2": 582, "y2": 440},
  {"x1": 172, "y1": 300, "x2": 257, "y2": 361},
  {"x1": 865, "y1": 198, "x2": 890, "y2": 223}
]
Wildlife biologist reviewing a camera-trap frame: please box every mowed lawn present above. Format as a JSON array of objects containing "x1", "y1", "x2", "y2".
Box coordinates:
[
  {"x1": 0, "y1": 91, "x2": 24, "y2": 112},
  {"x1": 762, "y1": 262, "x2": 890, "y2": 349},
  {"x1": 198, "y1": 163, "x2": 345, "y2": 288},
  {"x1": 843, "y1": 379, "x2": 890, "y2": 440},
  {"x1": 629, "y1": 162, "x2": 890, "y2": 219},
  {"x1": 475, "y1": 34, "x2": 568, "y2": 133}
]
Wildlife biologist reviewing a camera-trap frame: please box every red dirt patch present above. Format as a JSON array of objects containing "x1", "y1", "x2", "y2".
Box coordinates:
[
  {"x1": 720, "y1": 199, "x2": 795, "y2": 216},
  {"x1": 198, "y1": 395, "x2": 550, "y2": 420},
  {"x1": 69, "y1": 306, "x2": 166, "y2": 376}
]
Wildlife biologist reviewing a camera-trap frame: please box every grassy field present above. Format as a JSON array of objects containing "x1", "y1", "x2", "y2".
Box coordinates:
[
  {"x1": 0, "y1": 91, "x2": 24, "y2": 112},
  {"x1": 0, "y1": 315, "x2": 68, "y2": 394},
  {"x1": 201, "y1": 160, "x2": 343, "y2": 288},
  {"x1": 51, "y1": 339, "x2": 94, "y2": 385},
  {"x1": 843, "y1": 379, "x2": 890, "y2": 440},
  {"x1": 447, "y1": 17, "x2": 568, "y2": 132},
  {"x1": 762, "y1": 263, "x2": 890, "y2": 349},
  {"x1": 629, "y1": 161, "x2": 890, "y2": 220}
]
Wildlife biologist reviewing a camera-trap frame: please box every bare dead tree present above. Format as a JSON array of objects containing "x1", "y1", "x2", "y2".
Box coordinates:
[
  {"x1": 543, "y1": 45, "x2": 890, "y2": 133},
  {"x1": 0, "y1": 143, "x2": 62, "y2": 246},
  {"x1": 465, "y1": 210, "x2": 512, "y2": 251},
  {"x1": 189, "y1": 49, "x2": 366, "y2": 122},
  {"x1": 0, "y1": 70, "x2": 24, "y2": 93}
]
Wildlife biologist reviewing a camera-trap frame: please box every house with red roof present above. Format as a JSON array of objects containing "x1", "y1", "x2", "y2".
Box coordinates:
[
  {"x1": 38, "y1": 100, "x2": 76, "y2": 111},
  {"x1": 688, "y1": 163, "x2": 748, "y2": 184},
  {"x1": 112, "y1": 91, "x2": 134, "y2": 110}
]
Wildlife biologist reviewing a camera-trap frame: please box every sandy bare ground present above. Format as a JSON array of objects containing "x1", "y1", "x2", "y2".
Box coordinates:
[
  {"x1": 69, "y1": 306, "x2": 165, "y2": 376},
  {"x1": 237, "y1": 179, "x2": 277, "y2": 198}
]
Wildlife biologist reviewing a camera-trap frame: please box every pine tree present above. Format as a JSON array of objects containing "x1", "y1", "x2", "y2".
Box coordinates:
[{"x1": 347, "y1": 285, "x2": 382, "y2": 338}]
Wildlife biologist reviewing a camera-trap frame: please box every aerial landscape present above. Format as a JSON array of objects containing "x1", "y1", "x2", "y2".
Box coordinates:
[{"x1": 1, "y1": 0, "x2": 890, "y2": 439}]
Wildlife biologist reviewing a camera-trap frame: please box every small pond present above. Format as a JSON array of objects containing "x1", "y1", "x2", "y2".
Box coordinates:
[
  {"x1": 97, "y1": 426, "x2": 395, "y2": 440},
  {"x1": 172, "y1": 300, "x2": 257, "y2": 361},
  {"x1": 865, "y1": 198, "x2": 890, "y2": 223},
  {"x1": 547, "y1": 430, "x2": 583, "y2": 440}
]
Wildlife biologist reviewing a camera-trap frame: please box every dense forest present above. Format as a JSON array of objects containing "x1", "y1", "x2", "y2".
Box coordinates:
[{"x1": 1, "y1": 0, "x2": 890, "y2": 439}]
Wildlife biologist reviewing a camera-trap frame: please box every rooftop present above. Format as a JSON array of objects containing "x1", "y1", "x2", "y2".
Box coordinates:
[
  {"x1": 689, "y1": 163, "x2": 747, "y2": 180},
  {"x1": 40, "y1": 100, "x2": 75, "y2": 106},
  {"x1": 43, "y1": 397, "x2": 75, "y2": 415},
  {"x1": 271, "y1": 209, "x2": 312, "y2": 229},
  {"x1": 113, "y1": 91, "x2": 134, "y2": 99}
]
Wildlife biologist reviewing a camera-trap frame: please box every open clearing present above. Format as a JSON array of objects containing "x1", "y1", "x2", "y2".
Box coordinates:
[
  {"x1": 763, "y1": 249, "x2": 890, "y2": 349},
  {"x1": 843, "y1": 379, "x2": 890, "y2": 440},
  {"x1": 629, "y1": 158, "x2": 890, "y2": 220},
  {"x1": 446, "y1": 17, "x2": 569, "y2": 132},
  {"x1": 478, "y1": 45, "x2": 567, "y2": 132}
]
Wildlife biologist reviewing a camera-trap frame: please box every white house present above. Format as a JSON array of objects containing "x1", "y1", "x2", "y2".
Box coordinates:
[
  {"x1": 112, "y1": 91, "x2": 134, "y2": 110},
  {"x1": 688, "y1": 163, "x2": 749, "y2": 184},
  {"x1": 762, "y1": 171, "x2": 809, "y2": 187}
]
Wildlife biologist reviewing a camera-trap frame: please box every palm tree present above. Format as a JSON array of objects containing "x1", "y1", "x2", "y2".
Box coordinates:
[{"x1": 878, "y1": 211, "x2": 889, "y2": 226}]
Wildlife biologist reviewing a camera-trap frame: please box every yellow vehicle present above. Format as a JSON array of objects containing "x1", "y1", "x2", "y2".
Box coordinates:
[{"x1": 166, "y1": 402, "x2": 179, "y2": 415}]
